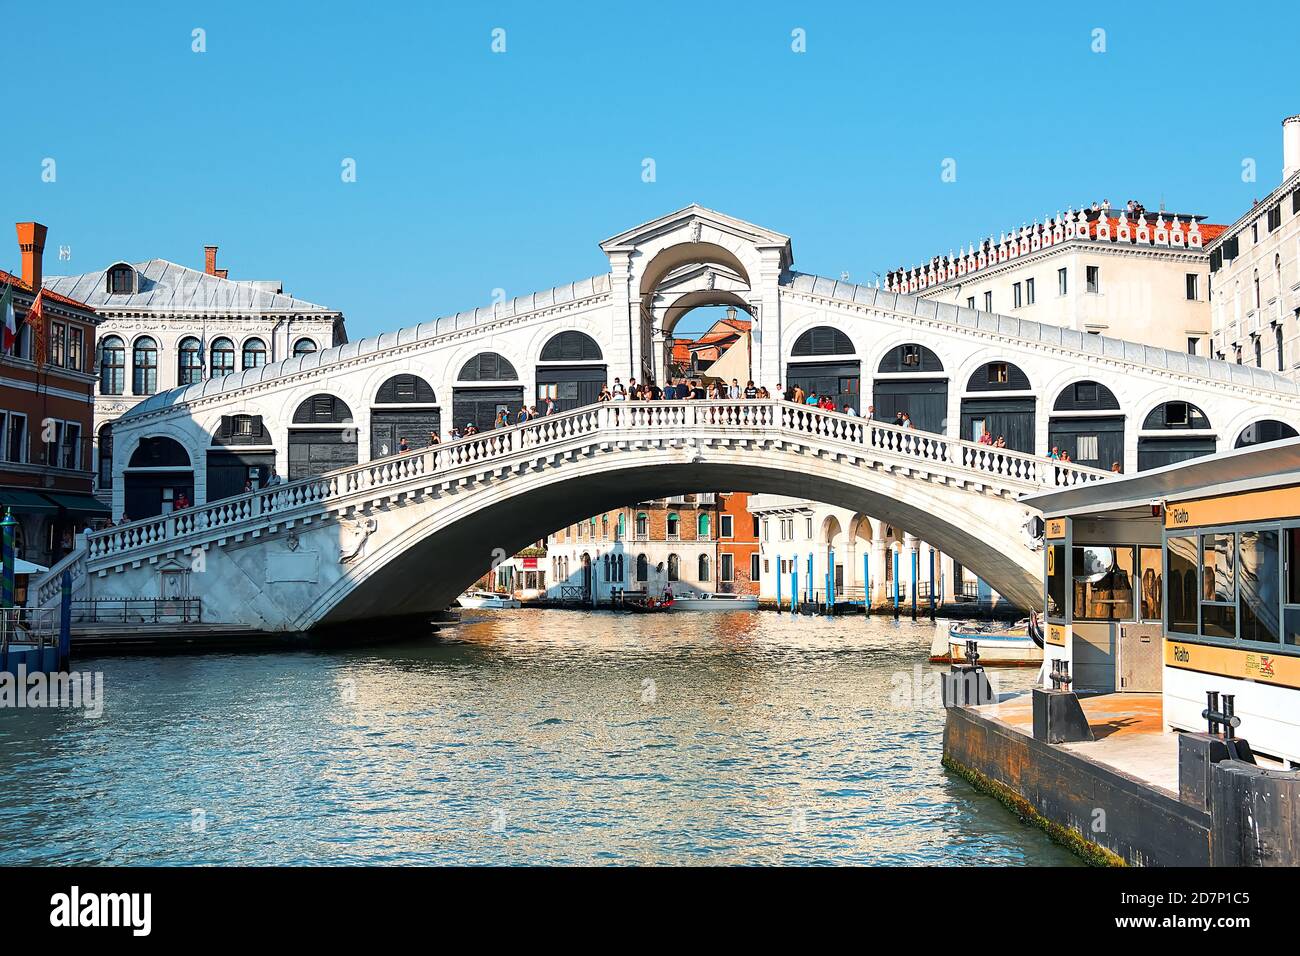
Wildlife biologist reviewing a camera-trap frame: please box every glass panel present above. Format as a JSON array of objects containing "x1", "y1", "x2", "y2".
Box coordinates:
[
  {"x1": 1239, "y1": 530, "x2": 1280, "y2": 645},
  {"x1": 1138, "y1": 546, "x2": 1162, "y2": 621},
  {"x1": 1201, "y1": 603, "x2": 1236, "y2": 639},
  {"x1": 1166, "y1": 536, "x2": 1198, "y2": 634},
  {"x1": 1288, "y1": 529, "x2": 1300, "y2": 603},
  {"x1": 1284, "y1": 608, "x2": 1300, "y2": 647},
  {"x1": 1072, "y1": 546, "x2": 1136, "y2": 621},
  {"x1": 1202, "y1": 533, "x2": 1235, "y2": 603},
  {"x1": 1046, "y1": 544, "x2": 1066, "y2": 619}
]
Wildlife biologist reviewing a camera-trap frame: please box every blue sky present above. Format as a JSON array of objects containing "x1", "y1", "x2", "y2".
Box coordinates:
[{"x1": 6, "y1": 0, "x2": 1298, "y2": 339}]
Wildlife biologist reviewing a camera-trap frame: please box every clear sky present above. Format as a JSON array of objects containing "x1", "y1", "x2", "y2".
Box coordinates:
[{"x1": 6, "y1": 0, "x2": 1298, "y2": 340}]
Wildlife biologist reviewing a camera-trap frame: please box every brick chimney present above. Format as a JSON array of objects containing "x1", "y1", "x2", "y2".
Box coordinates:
[
  {"x1": 204, "y1": 244, "x2": 228, "y2": 279},
  {"x1": 16, "y1": 221, "x2": 47, "y2": 291}
]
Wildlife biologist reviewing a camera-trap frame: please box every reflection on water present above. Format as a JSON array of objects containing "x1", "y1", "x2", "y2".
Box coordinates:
[{"x1": 0, "y1": 610, "x2": 1077, "y2": 865}]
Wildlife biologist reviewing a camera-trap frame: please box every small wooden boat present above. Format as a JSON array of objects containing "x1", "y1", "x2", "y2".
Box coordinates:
[{"x1": 931, "y1": 614, "x2": 1044, "y2": 666}]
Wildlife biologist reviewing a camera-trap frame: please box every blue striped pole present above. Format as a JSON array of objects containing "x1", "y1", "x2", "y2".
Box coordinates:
[
  {"x1": 806, "y1": 553, "x2": 813, "y2": 605},
  {"x1": 863, "y1": 551, "x2": 870, "y2": 613},
  {"x1": 911, "y1": 548, "x2": 918, "y2": 620},
  {"x1": 791, "y1": 566, "x2": 798, "y2": 613},
  {"x1": 892, "y1": 550, "x2": 899, "y2": 618},
  {"x1": 826, "y1": 546, "x2": 835, "y2": 614},
  {"x1": 0, "y1": 508, "x2": 15, "y2": 610},
  {"x1": 929, "y1": 548, "x2": 937, "y2": 620}
]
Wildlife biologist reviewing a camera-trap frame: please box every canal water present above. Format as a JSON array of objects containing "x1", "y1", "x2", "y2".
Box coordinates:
[{"x1": 0, "y1": 610, "x2": 1078, "y2": 865}]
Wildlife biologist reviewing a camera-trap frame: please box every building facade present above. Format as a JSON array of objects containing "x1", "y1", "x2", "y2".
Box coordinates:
[
  {"x1": 1, "y1": 222, "x2": 106, "y2": 571},
  {"x1": 545, "y1": 492, "x2": 760, "y2": 603},
  {"x1": 1208, "y1": 114, "x2": 1300, "y2": 393},
  {"x1": 42, "y1": 246, "x2": 345, "y2": 510},
  {"x1": 899, "y1": 206, "x2": 1224, "y2": 355},
  {"x1": 748, "y1": 495, "x2": 1006, "y2": 610}
]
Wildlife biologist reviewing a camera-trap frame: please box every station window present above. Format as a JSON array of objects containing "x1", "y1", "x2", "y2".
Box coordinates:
[
  {"x1": 1072, "y1": 546, "x2": 1135, "y2": 621},
  {"x1": 1200, "y1": 533, "x2": 1237, "y2": 639},
  {"x1": 1166, "y1": 536, "x2": 1198, "y2": 634},
  {"x1": 1046, "y1": 544, "x2": 1066, "y2": 619},
  {"x1": 1239, "y1": 530, "x2": 1280, "y2": 644},
  {"x1": 1138, "y1": 546, "x2": 1163, "y2": 621}
]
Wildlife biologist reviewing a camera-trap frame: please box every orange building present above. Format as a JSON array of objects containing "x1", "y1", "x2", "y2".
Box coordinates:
[{"x1": 0, "y1": 222, "x2": 106, "y2": 570}]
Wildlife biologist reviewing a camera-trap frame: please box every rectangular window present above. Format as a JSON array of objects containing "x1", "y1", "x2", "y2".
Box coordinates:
[
  {"x1": 1165, "y1": 401, "x2": 1189, "y2": 426},
  {"x1": 1073, "y1": 545, "x2": 1136, "y2": 621},
  {"x1": 805, "y1": 517, "x2": 813, "y2": 538},
  {"x1": 762, "y1": 519, "x2": 769, "y2": 542},
  {"x1": 45, "y1": 420, "x2": 64, "y2": 468},
  {"x1": 1268, "y1": 205, "x2": 1281, "y2": 232},
  {"x1": 1187, "y1": 336, "x2": 1199, "y2": 355},
  {"x1": 1200, "y1": 533, "x2": 1236, "y2": 638},
  {"x1": 1239, "y1": 530, "x2": 1280, "y2": 645},
  {"x1": 1057, "y1": 267, "x2": 1068, "y2": 295},
  {"x1": 720, "y1": 514, "x2": 733, "y2": 538},
  {"x1": 1086, "y1": 266, "x2": 1100, "y2": 293},
  {"x1": 1046, "y1": 544, "x2": 1066, "y2": 619},
  {"x1": 1186, "y1": 273, "x2": 1198, "y2": 301},
  {"x1": 50, "y1": 322, "x2": 66, "y2": 366},
  {"x1": 7, "y1": 412, "x2": 28, "y2": 462},
  {"x1": 1139, "y1": 546, "x2": 1162, "y2": 621},
  {"x1": 983, "y1": 290, "x2": 993, "y2": 311},
  {"x1": 721, "y1": 553, "x2": 735, "y2": 582},
  {"x1": 63, "y1": 421, "x2": 81, "y2": 470},
  {"x1": 751, "y1": 553, "x2": 761, "y2": 582},
  {"x1": 1076, "y1": 435, "x2": 1099, "y2": 461},
  {"x1": 1252, "y1": 222, "x2": 1259, "y2": 243},
  {"x1": 966, "y1": 296, "x2": 975, "y2": 309},
  {"x1": 1013, "y1": 282, "x2": 1022, "y2": 308},
  {"x1": 1025, "y1": 277, "x2": 1035, "y2": 305},
  {"x1": 987, "y1": 362, "x2": 1008, "y2": 384},
  {"x1": 1167, "y1": 536, "x2": 1198, "y2": 634},
  {"x1": 68, "y1": 327, "x2": 84, "y2": 370}
]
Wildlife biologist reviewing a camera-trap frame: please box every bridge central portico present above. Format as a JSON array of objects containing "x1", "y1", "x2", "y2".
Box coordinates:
[{"x1": 50, "y1": 204, "x2": 1300, "y2": 631}]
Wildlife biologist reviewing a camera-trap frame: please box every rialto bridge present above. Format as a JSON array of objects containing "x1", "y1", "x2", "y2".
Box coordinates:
[{"x1": 38, "y1": 206, "x2": 1300, "y2": 631}]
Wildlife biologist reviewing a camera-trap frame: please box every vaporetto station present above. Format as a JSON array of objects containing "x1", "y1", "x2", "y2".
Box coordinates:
[{"x1": 37, "y1": 206, "x2": 1300, "y2": 632}]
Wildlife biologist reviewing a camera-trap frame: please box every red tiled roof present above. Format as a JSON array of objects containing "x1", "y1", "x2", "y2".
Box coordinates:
[
  {"x1": 0, "y1": 269, "x2": 96, "y2": 313},
  {"x1": 1083, "y1": 217, "x2": 1228, "y2": 244}
]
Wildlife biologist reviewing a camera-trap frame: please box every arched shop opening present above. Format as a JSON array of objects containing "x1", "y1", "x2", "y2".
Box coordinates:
[
  {"x1": 786, "y1": 327, "x2": 859, "y2": 411},
  {"x1": 873, "y1": 344, "x2": 947, "y2": 433},
  {"x1": 960, "y1": 361, "x2": 1035, "y2": 453},
  {"x1": 1049, "y1": 380, "x2": 1124, "y2": 470},
  {"x1": 288, "y1": 395, "x2": 358, "y2": 480},
  {"x1": 123, "y1": 437, "x2": 194, "y2": 518},
  {"x1": 536, "y1": 331, "x2": 605, "y2": 413},
  {"x1": 1235, "y1": 419, "x2": 1298, "y2": 448},
  {"x1": 371, "y1": 374, "x2": 440, "y2": 457},
  {"x1": 453, "y1": 352, "x2": 523, "y2": 433},
  {"x1": 1138, "y1": 401, "x2": 1216, "y2": 471},
  {"x1": 208, "y1": 413, "x2": 275, "y2": 500}
]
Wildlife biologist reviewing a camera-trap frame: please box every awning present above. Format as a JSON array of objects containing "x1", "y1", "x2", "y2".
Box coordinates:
[
  {"x1": 0, "y1": 489, "x2": 58, "y2": 515},
  {"x1": 40, "y1": 492, "x2": 112, "y2": 517},
  {"x1": 15, "y1": 558, "x2": 47, "y2": 575}
]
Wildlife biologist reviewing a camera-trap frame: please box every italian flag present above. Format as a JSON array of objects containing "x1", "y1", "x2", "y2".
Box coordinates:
[{"x1": 0, "y1": 281, "x2": 14, "y2": 353}]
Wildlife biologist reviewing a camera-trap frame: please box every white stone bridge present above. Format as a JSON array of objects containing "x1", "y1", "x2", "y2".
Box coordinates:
[
  {"x1": 38, "y1": 401, "x2": 1107, "y2": 631},
  {"x1": 48, "y1": 204, "x2": 1300, "y2": 632}
]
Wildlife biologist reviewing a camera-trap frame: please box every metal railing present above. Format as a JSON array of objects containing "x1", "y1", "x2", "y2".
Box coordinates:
[
  {"x1": 83, "y1": 400, "x2": 1112, "y2": 567},
  {"x1": 69, "y1": 598, "x2": 202, "y2": 624},
  {"x1": 0, "y1": 606, "x2": 57, "y2": 653}
]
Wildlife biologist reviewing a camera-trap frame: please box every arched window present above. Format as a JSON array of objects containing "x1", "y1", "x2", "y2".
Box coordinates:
[
  {"x1": 1255, "y1": 336, "x2": 1263, "y2": 368},
  {"x1": 601, "y1": 514, "x2": 608, "y2": 538},
  {"x1": 636, "y1": 512, "x2": 648, "y2": 538},
  {"x1": 375, "y1": 374, "x2": 436, "y2": 403},
  {"x1": 97, "y1": 422, "x2": 113, "y2": 490},
  {"x1": 1235, "y1": 420, "x2": 1299, "y2": 448},
  {"x1": 242, "y1": 337, "x2": 267, "y2": 369},
  {"x1": 127, "y1": 436, "x2": 191, "y2": 468},
  {"x1": 292, "y1": 394, "x2": 354, "y2": 424},
  {"x1": 1052, "y1": 381, "x2": 1120, "y2": 411},
  {"x1": 792, "y1": 327, "x2": 855, "y2": 356},
  {"x1": 636, "y1": 554, "x2": 649, "y2": 582},
  {"x1": 293, "y1": 338, "x2": 317, "y2": 357},
  {"x1": 178, "y1": 336, "x2": 202, "y2": 386},
  {"x1": 966, "y1": 361, "x2": 1031, "y2": 391},
  {"x1": 616, "y1": 513, "x2": 625, "y2": 539},
  {"x1": 132, "y1": 337, "x2": 158, "y2": 395},
  {"x1": 106, "y1": 263, "x2": 135, "y2": 295},
  {"x1": 698, "y1": 554, "x2": 710, "y2": 582},
  {"x1": 99, "y1": 335, "x2": 125, "y2": 395},
  {"x1": 667, "y1": 554, "x2": 680, "y2": 582},
  {"x1": 458, "y1": 352, "x2": 518, "y2": 381},
  {"x1": 1277, "y1": 325, "x2": 1286, "y2": 373},
  {"x1": 210, "y1": 337, "x2": 235, "y2": 378},
  {"x1": 698, "y1": 513, "x2": 710, "y2": 538},
  {"x1": 540, "y1": 331, "x2": 603, "y2": 361},
  {"x1": 666, "y1": 513, "x2": 680, "y2": 539},
  {"x1": 1142, "y1": 402, "x2": 1211, "y2": 430},
  {"x1": 878, "y1": 344, "x2": 943, "y2": 372}
]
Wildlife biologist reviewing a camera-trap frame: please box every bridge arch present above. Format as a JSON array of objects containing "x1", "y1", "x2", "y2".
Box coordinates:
[
  {"x1": 957, "y1": 359, "x2": 1036, "y2": 452},
  {"x1": 288, "y1": 394, "x2": 358, "y2": 480},
  {"x1": 370, "y1": 373, "x2": 440, "y2": 458},
  {"x1": 452, "y1": 349, "x2": 524, "y2": 433},
  {"x1": 1138, "y1": 399, "x2": 1216, "y2": 471},
  {"x1": 1048, "y1": 379, "x2": 1125, "y2": 471},
  {"x1": 536, "y1": 330, "x2": 607, "y2": 413},
  {"x1": 872, "y1": 342, "x2": 948, "y2": 433},
  {"x1": 123, "y1": 436, "x2": 194, "y2": 519}
]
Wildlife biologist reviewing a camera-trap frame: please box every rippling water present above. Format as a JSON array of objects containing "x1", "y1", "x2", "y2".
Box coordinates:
[{"x1": 0, "y1": 610, "x2": 1077, "y2": 865}]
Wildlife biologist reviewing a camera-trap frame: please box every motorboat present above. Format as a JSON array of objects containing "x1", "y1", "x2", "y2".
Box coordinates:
[
  {"x1": 670, "y1": 592, "x2": 759, "y2": 611},
  {"x1": 456, "y1": 589, "x2": 522, "y2": 610},
  {"x1": 932, "y1": 615, "x2": 1043, "y2": 666}
]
